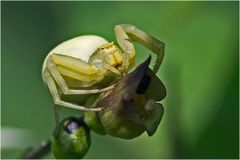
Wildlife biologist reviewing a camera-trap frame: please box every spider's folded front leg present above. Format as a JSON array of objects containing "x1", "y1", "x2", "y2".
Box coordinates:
[
  {"x1": 44, "y1": 70, "x2": 104, "y2": 127},
  {"x1": 114, "y1": 24, "x2": 165, "y2": 73},
  {"x1": 44, "y1": 71, "x2": 103, "y2": 112},
  {"x1": 46, "y1": 54, "x2": 115, "y2": 95},
  {"x1": 44, "y1": 54, "x2": 115, "y2": 125}
]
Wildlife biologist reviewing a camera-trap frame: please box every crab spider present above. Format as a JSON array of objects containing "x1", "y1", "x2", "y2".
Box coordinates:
[{"x1": 42, "y1": 24, "x2": 165, "y2": 122}]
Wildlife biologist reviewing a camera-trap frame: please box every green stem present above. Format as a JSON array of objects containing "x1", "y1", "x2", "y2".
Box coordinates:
[{"x1": 19, "y1": 139, "x2": 51, "y2": 159}]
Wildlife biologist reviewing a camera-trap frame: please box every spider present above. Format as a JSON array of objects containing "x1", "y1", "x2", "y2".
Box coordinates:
[{"x1": 42, "y1": 24, "x2": 165, "y2": 124}]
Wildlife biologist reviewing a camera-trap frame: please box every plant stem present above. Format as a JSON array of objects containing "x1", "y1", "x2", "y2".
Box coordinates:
[{"x1": 20, "y1": 139, "x2": 51, "y2": 159}]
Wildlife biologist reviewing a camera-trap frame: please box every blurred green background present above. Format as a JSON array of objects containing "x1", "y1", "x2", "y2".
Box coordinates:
[{"x1": 1, "y1": 1, "x2": 239, "y2": 159}]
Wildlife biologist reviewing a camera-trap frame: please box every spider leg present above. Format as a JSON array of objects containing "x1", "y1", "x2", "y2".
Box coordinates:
[
  {"x1": 114, "y1": 24, "x2": 165, "y2": 73},
  {"x1": 52, "y1": 53, "x2": 99, "y2": 75},
  {"x1": 46, "y1": 56, "x2": 114, "y2": 95},
  {"x1": 44, "y1": 70, "x2": 103, "y2": 112}
]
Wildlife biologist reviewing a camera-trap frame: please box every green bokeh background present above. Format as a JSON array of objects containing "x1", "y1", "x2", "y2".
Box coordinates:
[{"x1": 1, "y1": 1, "x2": 239, "y2": 159}]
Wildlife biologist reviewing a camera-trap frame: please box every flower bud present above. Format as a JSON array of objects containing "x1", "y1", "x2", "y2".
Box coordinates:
[
  {"x1": 51, "y1": 117, "x2": 90, "y2": 159},
  {"x1": 97, "y1": 56, "x2": 166, "y2": 139},
  {"x1": 84, "y1": 111, "x2": 106, "y2": 135}
]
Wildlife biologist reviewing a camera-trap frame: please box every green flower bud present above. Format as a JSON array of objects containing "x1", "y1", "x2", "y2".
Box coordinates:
[
  {"x1": 97, "y1": 56, "x2": 166, "y2": 139},
  {"x1": 83, "y1": 95, "x2": 106, "y2": 135},
  {"x1": 51, "y1": 117, "x2": 90, "y2": 159},
  {"x1": 99, "y1": 92, "x2": 146, "y2": 139},
  {"x1": 84, "y1": 111, "x2": 106, "y2": 135}
]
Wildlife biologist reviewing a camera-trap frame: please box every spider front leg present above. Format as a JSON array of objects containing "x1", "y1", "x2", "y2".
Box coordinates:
[
  {"x1": 46, "y1": 54, "x2": 115, "y2": 95},
  {"x1": 114, "y1": 24, "x2": 165, "y2": 73},
  {"x1": 44, "y1": 54, "x2": 117, "y2": 124},
  {"x1": 44, "y1": 70, "x2": 103, "y2": 126},
  {"x1": 44, "y1": 70, "x2": 103, "y2": 112}
]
